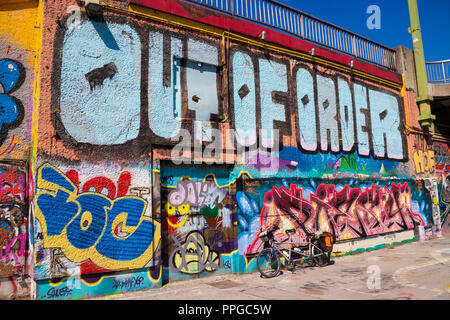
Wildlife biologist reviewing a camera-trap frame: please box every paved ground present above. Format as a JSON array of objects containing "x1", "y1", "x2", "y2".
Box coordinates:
[{"x1": 95, "y1": 232, "x2": 450, "y2": 301}]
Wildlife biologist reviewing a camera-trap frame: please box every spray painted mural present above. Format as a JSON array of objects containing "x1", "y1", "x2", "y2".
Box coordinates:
[
  {"x1": 0, "y1": 59, "x2": 25, "y2": 146},
  {"x1": 0, "y1": 164, "x2": 28, "y2": 298},
  {"x1": 0, "y1": 165, "x2": 27, "y2": 269},
  {"x1": 230, "y1": 55, "x2": 406, "y2": 159},
  {"x1": 35, "y1": 266, "x2": 162, "y2": 300},
  {"x1": 34, "y1": 164, "x2": 157, "y2": 270},
  {"x1": 0, "y1": 42, "x2": 32, "y2": 162},
  {"x1": 434, "y1": 142, "x2": 450, "y2": 227},
  {"x1": 409, "y1": 134, "x2": 436, "y2": 176},
  {"x1": 160, "y1": 165, "x2": 236, "y2": 280},
  {"x1": 237, "y1": 176, "x2": 429, "y2": 255},
  {"x1": 0, "y1": 2, "x2": 36, "y2": 162},
  {"x1": 48, "y1": 15, "x2": 408, "y2": 175},
  {"x1": 34, "y1": 162, "x2": 161, "y2": 281},
  {"x1": 31, "y1": 1, "x2": 421, "y2": 300},
  {"x1": 0, "y1": 60, "x2": 31, "y2": 297},
  {"x1": 0, "y1": 0, "x2": 41, "y2": 298}
]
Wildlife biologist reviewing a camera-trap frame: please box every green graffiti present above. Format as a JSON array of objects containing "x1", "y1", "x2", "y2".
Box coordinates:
[{"x1": 200, "y1": 206, "x2": 219, "y2": 218}]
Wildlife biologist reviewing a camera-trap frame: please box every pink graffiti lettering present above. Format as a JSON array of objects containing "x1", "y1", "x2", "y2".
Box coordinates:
[
  {"x1": 0, "y1": 234, "x2": 26, "y2": 264},
  {"x1": 168, "y1": 180, "x2": 209, "y2": 207},
  {"x1": 0, "y1": 167, "x2": 25, "y2": 203},
  {"x1": 246, "y1": 183, "x2": 424, "y2": 255}
]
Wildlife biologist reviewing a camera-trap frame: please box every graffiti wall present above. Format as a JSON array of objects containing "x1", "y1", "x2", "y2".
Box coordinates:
[
  {"x1": 237, "y1": 176, "x2": 429, "y2": 256},
  {"x1": 411, "y1": 135, "x2": 435, "y2": 176},
  {"x1": 0, "y1": 164, "x2": 28, "y2": 298},
  {"x1": 160, "y1": 164, "x2": 236, "y2": 281},
  {"x1": 402, "y1": 90, "x2": 445, "y2": 234},
  {"x1": 41, "y1": 5, "x2": 409, "y2": 174},
  {"x1": 0, "y1": 0, "x2": 40, "y2": 299},
  {"x1": 0, "y1": 0, "x2": 37, "y2": 162},
  {"x1": 33, "y1": 161, "x2": 162, "y2": 299},
  {"x1": 30, "y1": 0, "x2": 428, "y2": 299},
  {"x1": 434, "y1": 141, "x2": 450, "y2": 227}
]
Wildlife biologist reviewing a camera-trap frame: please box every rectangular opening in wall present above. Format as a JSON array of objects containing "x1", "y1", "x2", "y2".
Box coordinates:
[{"x1": 173, "y1": 58, "x2": 220, "y2": 122}]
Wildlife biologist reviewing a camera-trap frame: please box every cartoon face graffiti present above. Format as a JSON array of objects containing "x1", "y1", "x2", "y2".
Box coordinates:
[
  {"x1": 164, "y1": 178, "x2": 226, "y2": 230},
  {"x1": 170, "y1": 231, "x2": 220, "y2": 274},
  {"x1": 165, "y1": 202, "x2": 191, "y2": 228}
]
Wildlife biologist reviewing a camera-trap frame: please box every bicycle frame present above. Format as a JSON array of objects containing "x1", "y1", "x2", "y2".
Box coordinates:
[{"x1": 269, "y1": 236, "x2": 324, "y2": 265}]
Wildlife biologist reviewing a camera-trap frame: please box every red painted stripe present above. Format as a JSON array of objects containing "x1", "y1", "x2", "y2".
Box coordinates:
[
  {"x1": 436, "y1": 164, "x2": 450, "y2": 171},
  {"x1": 130, "y1": 0, "x2": 402, "y2": 84}
]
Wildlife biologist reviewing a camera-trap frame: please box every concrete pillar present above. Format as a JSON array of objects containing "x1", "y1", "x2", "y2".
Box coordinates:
[
  {"x1": 394, "y1": 45, "x2": 418, "y2": 93},
  {"x1": 424, "y1": 178, "x2": 443, "y2": 238}
]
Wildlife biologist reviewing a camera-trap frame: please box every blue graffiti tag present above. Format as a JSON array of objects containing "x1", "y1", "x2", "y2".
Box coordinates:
[
  {"x1": 0, "y1": 60, "x2": 23, "y2": 140},
  {"x1": 35, "y1": 163, "x2": 160, "y2": 270}
]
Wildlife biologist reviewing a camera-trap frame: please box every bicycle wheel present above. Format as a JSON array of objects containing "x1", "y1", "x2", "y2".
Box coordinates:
[
  {"x1": 256, "y1": 248, "x2": 281, "y2": 278},
  {"x1": 312, "y1": 243, "x2": 329, "y2": 267}
]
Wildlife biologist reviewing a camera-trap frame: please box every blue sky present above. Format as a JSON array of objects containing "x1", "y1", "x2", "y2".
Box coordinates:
[{"x1": 279, "y1": 0, "x2": 450, "y2": 62}]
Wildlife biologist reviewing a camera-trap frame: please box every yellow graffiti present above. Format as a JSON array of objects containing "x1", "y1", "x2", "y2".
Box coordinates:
[
  {"x1": 165, "y1": 202, "x2": 190, "y2": 228},
  {"x1": 0, "y1": 135, "x2": 28, "y2": 160},
  {"x1": 0, "y1": 1, "x2": 40, "y2": 66},
  {"x1": 172, "y1": 231, "x2": 220, "y2": 274},
  {"x1": 35, "y1": 164, "x2": 161, "y2": 271},
  {"x1": 413, "y1": 149, "x2": 435, "y2": 174}
]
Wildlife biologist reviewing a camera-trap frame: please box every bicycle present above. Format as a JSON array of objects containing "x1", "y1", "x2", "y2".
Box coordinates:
[{"x1": 256, "y1": 225, "x2": 333, "y2": 278}]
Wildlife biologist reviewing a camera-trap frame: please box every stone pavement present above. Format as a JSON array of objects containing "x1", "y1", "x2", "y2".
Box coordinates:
[{"x1": 94, "y1": 233, "x2": 450, "y2": 300}]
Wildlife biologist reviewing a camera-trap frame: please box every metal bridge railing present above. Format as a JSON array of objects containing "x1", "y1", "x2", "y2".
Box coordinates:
[
  {"x1": 426, "y1": 60, "x2": 450, "y2": 83},
  {"x1": 181, "y1": 0, "x2": 397, "y2": 71}
]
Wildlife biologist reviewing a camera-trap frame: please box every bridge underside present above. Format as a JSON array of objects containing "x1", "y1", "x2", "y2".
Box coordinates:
[{"x1": 429, "y1": 83, "x2": 450, "y2": 136}]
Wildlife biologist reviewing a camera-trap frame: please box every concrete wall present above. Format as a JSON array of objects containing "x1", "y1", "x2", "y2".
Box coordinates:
[
  {"x1": 0, "y1": 0, "x2": 441, "y2": 300},
  {"x1": 395, "y1": 46, "x2": 449, "y2": 235}
]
